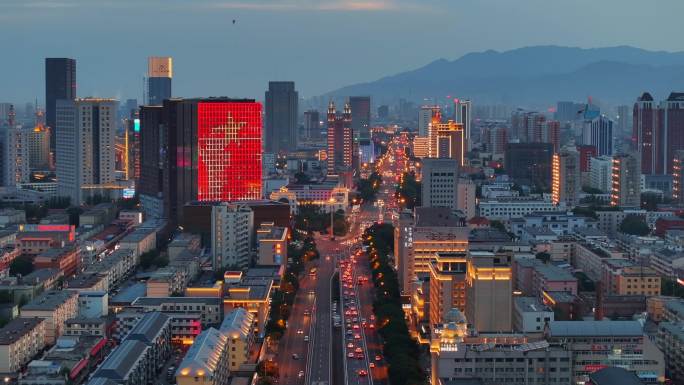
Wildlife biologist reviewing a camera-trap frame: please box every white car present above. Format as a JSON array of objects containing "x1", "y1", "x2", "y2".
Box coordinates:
[{"x1": 298, "y1": 370, "x2": 305, "y2": 378}]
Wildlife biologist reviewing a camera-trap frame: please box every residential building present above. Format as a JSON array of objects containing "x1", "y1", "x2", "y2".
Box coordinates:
[
  {"x1": 210, "y1": 203, "x2": 253, "y2": 270},
  {"x1": 513, "y1": 297, "x2": 554, "y2": 333},
  {"x1": 0, "y1": 317, "x2": 46, "y2": 374},
  {"x1": 88, "y1": 339, "x2": 150, "y2": 385},
  {"x1": 481, "y1": 126, "x2": 508, "y2": 157},
  {"x1": 478, "y1": 197, "x2": 560, "y2": 220},
  {"x1": 175, "y1": 328, "x2": 229, "y2": 385},
  {"x1": 590, "y1": 156, "x2": 613, "y2": 193},
  {"x1": 466, "y1": 250, "x2": 512, "y2": 332},
  {"x1": 77, "y1": 291, "x2": 108, "y2": 318},
  {"x1": 20, "y1": 290, "x2": 78, "y2": 345},
  {"x1": 421, "y1": 158, "x2": 459, "y2": 210},
  {"x1": 222, "y1": 270, "x2": 274, "y2": 336},
  {"x1": 45, "y1": 58, "x2": 76, "y2": 153},
  {"x1": 650, "y1": 248, "x2": 684, "y2": 278},
  {"x1": 656, "y1": 322, "x2": 684, "y2": 385},
  {"x1": 303, "y1": 109, "x2": 320, "y2": 140},
  {"x1": 64, "y1": 317, "x2": 107, "y2": 337},
  {"x1": 130, "y1": 296, "x2": 222, "y2": 326},
  {"x1": 265, "y1": 81, "x2": 298, "y2": 154},
  {"x1": 456, "y1": 178, "x2": 476, "y2": 219},
  {"x1": 611, "y1": 152, "x2": 641, "y2": 208},
  {"x1": 118, "y1": 227, "x2": 156, "y2": 260},
  {"x1": 419, "y1": 105, "x2": 440, "y2": 137},
  {"x1": 514, "y1": 258, "x2": 578, "y2": 298},
  {"x1": 601, "y1": 259, "x2": 661, "y2": 296},
  {"x1": 552, "y1": 147, "x2": 581, "y2": 207},
  {"x1": 256, "y1": 222, "x2": 288, "y2": 268},
  {"x1": 56, "y1": 98, "x2": 117, "y2": 205},
  {"x1": 33, "y1": 244, "x2": 79, "y2": 277},
  {"x1": 219, "y1": 308, "x2": 255, "y2": 371}
]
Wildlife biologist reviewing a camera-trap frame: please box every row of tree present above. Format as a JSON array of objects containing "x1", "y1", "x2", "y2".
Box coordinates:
[{"x1": 364, "y1": 223, "x2": 427, "y2": 385}]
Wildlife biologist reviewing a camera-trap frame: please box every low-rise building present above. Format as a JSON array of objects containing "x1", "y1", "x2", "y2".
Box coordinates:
[
  {"x1": 219, "y1": 308, "x2": 255, "y2": 371},
  {"x1": 222, "y1": 271, "x2": 273, "y2": 336},
  {"x1": 0, "y1": 268, "x2": 63, "y2": 304},
  {"x1": 88, "y1": 339, "x2": 150, "y2": 385},
  {"x1": 514, "y1": 258, "x2": 578, "y2": 298},
  {"x1": 64, "y1": 317, "x2": 107, "y2": 337},
  {"x1": 0, "y1": 208, "x2": 26, "y2": 227},
  {"x1": 84, "y1": 248, "x2": 136, "y2": 289},
  {"x1": 130, "y1": 296, "x2": 222, "y2": 326},
  {"x1": 77, "y1": 291, "x2": 108, "y2": 318},
  {"x1": 33, "y1": 244, "x2": 80, "y2": 277},
  {"x1": 573, "y1": 242, "x2": 625, "y2": 282},
  {"x1": 545, "y1": 321, "x2": 665, "y2": 384},
  {"x1": 175, "y1": 328, "x2": 229, "y2": 385},
  {"x1": 656, "y1": 321, "x2": 684, "y2": 384},
  {"x1": 0, "y1": 317, "x2": 46, "y2": 375},
  {"x1": 256, "y1": 222, "x2": 288, "y2": 269},
  {"x1": 650, "y1": 248, "x2": 684, "y2": 279},
  {"x1": 118, "y1": 227, "x2": 157, "y2": 260},
  {"x1": 478, "y1": 198, "x2": 562, "y2": 220},
  {"x1": 65, "y1": 273, "x2": 109, "y2": 293},
  {"x1": 601, "y1": 259, "x2": 661, "y2": 296},
  {"x1": 512, "y1": 296, "x2": 554, "y2": 333},
  {"x1": 20, "y1": 290, "x2": 78, "y2": 345},
  {"x1": 146, "y1": 265, "x2": 189, "y2": 297},
  {"x1": 114, "y1": 309, "x2": 202, "y2": 346}
]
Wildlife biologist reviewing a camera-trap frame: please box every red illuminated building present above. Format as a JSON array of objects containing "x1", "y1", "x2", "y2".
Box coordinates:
[
  {"x1": 327, "y1": 100, "x2": 353, "y2": 177},
  {"x1": 140, "y1": 98, "x2": 262, "y2": 224},
  {"x1": 634, "y1": 92, "x2": 684, "y2": 175}
]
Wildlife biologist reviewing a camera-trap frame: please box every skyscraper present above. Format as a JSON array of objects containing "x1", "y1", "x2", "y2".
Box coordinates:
[
  {"x1": 327, "y1": 101, "x2": 353, "y2": 176},
  {"x1": 140, "y1": 98, "x2": 262, "y2": 224},
  {"x1": 419, "y1": 105, "x2": 440, "y2": 137},
  {"x1": 582, "y1": 114, "x2": 614, "y2": 156},
  {"x1": 45, "y1": 58, "x2": 76, "y2": 154},
  {"x1": 303, "y1": 110, "x2": 320, "y2": 140},
  {"x1": 421, "y1": 158, "x2": 459, "y2": 211},
  {"x1": 616, "y1": 105, "x2": 631, "y2": 137},
  {"x1": 139, "y1": 105, "x2": 164, "y2": 219},
  {"x1": 147, "y1": 57, "x2": 172, "y2": 106},
  {"x1": 349, "y1": 96, "x2": 371, "y2": 140},
  {"x1": 1, "y1": 105, "x2": 29, "y2": 187},
  {"x1": 634, "y1": 92, "x2": 684, "y2": 175},
  {"x1": 436, "y1": 121, "x2": 465, "y2": 165},
  {"x1": 265, "y1": 81, "x2": 298, "y2": 154},
  {"x1": 505, "y1": 143, "x2": 553, "y2": 189},
  {"x1": 611, "y1": 152, "x2": 641, "y2": 208},
  {"x1": 56, "y1": 98, "x2": 117, "y2": 206},
  {"x1": 453, "y1": 99, "x2": 471, "y2": 150},
  {"x1": 552, "y1": 147, "x2": 581, "y2": 207},
  {"x1": 465, "y1": 250, "x2": 512, "y2": 332},
  {"x1": 659, "y1": 92, "x2": 684, "y2": 175}
]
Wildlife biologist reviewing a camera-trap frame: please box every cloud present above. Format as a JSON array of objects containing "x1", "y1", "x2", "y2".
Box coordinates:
[{"x1": 205, "y1": 0, "x2": 414, "y2": 12}]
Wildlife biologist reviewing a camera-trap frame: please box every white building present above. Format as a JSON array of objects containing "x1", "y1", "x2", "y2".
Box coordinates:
[
  {"x1": 478, "y1": 198, "x2": 561, "y2": 220},
  {"x1": 211, "y1": 203, "x2": 253, "y2": 269},
  {"x1": 590, "y1": 156, "x2": 613, "y2": 193},
  {"x1": 513, "y1": 296, "x2": 554, "y2": 333},
  {"x1": 421, "y1": 158, "x2": 459, "y2": 211},
  {"x1": 552, "y1": 147, "x2": 581, "y2": 207},
  {"x1": 56, "y1": 98, "x2": 117, "y2": 206},
  {"x1": 78, "y1": 291, "x2": 108, "y2": 318}
]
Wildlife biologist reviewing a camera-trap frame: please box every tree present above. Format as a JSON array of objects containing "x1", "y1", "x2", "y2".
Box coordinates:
[
  {"x1": 66, "y1": 206, "x2": 84, "y2": 227},
  {"x1": 490, "y1": 220, "x2": 507, "y2": 233},
  {"x1": 139, "y1": 250, "x2": 161, "y2": 269},
  {"x1": 582, "y1": 186, "x2": 603, "y2": 194},
  {"x1": 535, "y1": 252, "x2": 551, "y2": 264},
  {"x1": 619, "y1": 215, "x2": 650, "y2": 236},
  {"x1": 10, "y1": 256, "x2": 34, "y2": 276}
]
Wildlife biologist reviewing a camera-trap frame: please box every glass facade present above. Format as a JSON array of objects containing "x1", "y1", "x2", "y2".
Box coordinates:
[{"x1": 197, "y1": 102, "x2": 262, "y2": 202}]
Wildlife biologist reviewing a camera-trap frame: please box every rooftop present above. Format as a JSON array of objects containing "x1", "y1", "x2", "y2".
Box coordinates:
[
  {"x1": 0, "y1": 317, "x2": 44, "y2": 345},
  {"x1": 92, "y1": 340, "x2": 148, "y2": 381},
  {"x1": 133, "y1": 296, "x2": 221, "y2": 306},
  {"x1": 19, "y1": 268, "x2": 62, "y2": 285},
  {"x1": 220, "y1": 308, "x2": 254, "y2": 339},
  {"x1": 547, "y1": 320, "x2": 643, "y2": 337},
  {"x1": 514, "y1": 297, "x2": 552, "y2": 313},
  {"x1": 126, "y1": 312, "x2": 170, "y2": 344},
  {"x1": 415, "y1": 207, "x2": 463, "y2": 227},
  {"x1": 22, "y1": 290, "x2": 77, "y2": 311},
  {"x1": 66, "y1": 273, "x2": 106, "y2": 289},
  {"x1": 176, "y1": 328, "x2": 227, "y2": 379},
  {"x1": 589, "y1": 366, "x2": 646, "y2": 385}
]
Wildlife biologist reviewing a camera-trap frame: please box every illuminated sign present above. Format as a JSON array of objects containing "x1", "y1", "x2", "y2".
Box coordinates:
[
  {"x1": 19, "y1": 224, "x2": 73, "y2": 232},
  {"x1": 133, "y1": 118, "x2": 140, "y2": 133},
  {"x1": 123, "y1": 188, "x2": 135, "y2": 199}
]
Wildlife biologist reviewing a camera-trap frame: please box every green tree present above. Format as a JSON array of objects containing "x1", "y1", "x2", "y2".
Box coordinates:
[
  {"x1": 490, "y1": 220, "x2": 507, "y2": 233},
  {"x1": 619, "y1": 215, "x2": 650, "y2": 236},
  {"x1": 66, "y1": 206, "x2": 84, "y2": 227},
  {"x1": 10, "y1": 256, "x2": 34, "y2": 276},
  {"x1": 535, "y1": 252, "x2": 551, "y2": 264}
]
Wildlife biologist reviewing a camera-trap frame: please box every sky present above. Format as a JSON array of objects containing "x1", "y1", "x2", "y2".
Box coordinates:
[{"x1": 2, "y1": 0, "x2": 684, "y2": 105}]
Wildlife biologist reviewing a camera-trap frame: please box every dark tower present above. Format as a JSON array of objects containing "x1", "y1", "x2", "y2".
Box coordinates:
[{"x1": 45, "y1": 58, "x2": 76, "y2": 154}]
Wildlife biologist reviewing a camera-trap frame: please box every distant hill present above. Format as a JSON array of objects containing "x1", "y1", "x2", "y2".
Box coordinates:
[{"x1": 320, "y1": 46, "x2": 684, "y2": 108}]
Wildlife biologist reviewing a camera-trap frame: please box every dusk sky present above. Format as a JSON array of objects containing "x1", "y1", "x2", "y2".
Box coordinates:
[{"x1": 2, "y1": 0, "x2": 684, "y2": 104}]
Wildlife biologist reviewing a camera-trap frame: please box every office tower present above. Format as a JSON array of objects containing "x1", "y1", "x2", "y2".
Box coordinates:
[
  {"x1": 633, "y1": 92, "x2": 658, "y2": 174},
  {"x1": 504, "y1": 143, "x2": 553, "y2": 189},
  {"x1": 56, "y1": 98, "x2": 117, "y2": 206},
  {"x1": 0, "y1": 103, "x2": 12, "y2": 127},
  {"x1": 429, "y1": 248, "x2": 468, "y2": 330},
  {"x1": 377, "y1": 105, "x2": 389, "y2": 121},
  {"x1": 582, "y1": 114, "x2": 613, "y2": 156},
  {"x1": 481, "y1": 126, "x2": 508, "y2": 156},
  {"x1": 419, "y1": 105, "x2": 440, "y2": 137},
  {"x1": 326, "y1": 101, "x2": 353, "y2": 176},
  {"x1": 552, "y1": 147, "x2": 581, "y2": 207},
  {"x1": 544, "y1": 120, "x2": 561, "y2": 153},
  {"x1": 465, "y1": 250, "x2": 512, "y2": 332},
  {"x1": 421, "y1": 158, "x2": 459, "y2": 210},
  {"x1": 1, "y1": 105, "x2": 30, "y2": 187},
  {"x1": 140, "y1": 98, "x2": 262, "y2": 224},
  {"x1": 659, "y1": 92, "x2": 684, "y2": 175},
  {"x1": 303, "y1": 110, "x2": 320, "y2": 140},
  {"x1": 139, "y1": 105, "x2": 164, "y2": 219},
  {"x1": 555, "y1": 101, "x2": 578, "y2": 121},
  {"x1": 457, "y1": 178, "x2": 476, "y2": 219},
  {"x1": 590, "y1": 156, "x2": 613, "y2": 193},
  {"x1": 453, "y1": 99, "x2": 471, "y2": 150},
  {"x1": 435, "y1": 121, "x2": 464, "y2": 165},
  {"x1": 673, "y1": 150, "x2": 684, "y2": 204},
  {"x1": 264, "y1": 81, "x2": 298, "y2": 154},
  {"x1": 211, "y1": 203, "x2": 253, "y2": 269},
  {"x1": 349, "y1": 96, "x2": 371, "y2": 140},
  {"x1": 617, "y1": 105, "x2": 631, "y2": 136},
  {"x1": 27, "y1": 111, "x2": 50, "y2": 170},
  {"x1": 45, "y1": 58, "x2": 76, "y2": 154},
  {"x1": 611, "y1": 152, "x2": 641, "y2": 208},
  {"x1": 147, "y1": 57, "x2": 172, "y2": 106}
]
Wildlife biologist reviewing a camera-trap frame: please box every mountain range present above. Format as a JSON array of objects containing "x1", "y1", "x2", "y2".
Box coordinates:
[{"x1": 320, "y1": 45, "x2": 684, "y2": 108}]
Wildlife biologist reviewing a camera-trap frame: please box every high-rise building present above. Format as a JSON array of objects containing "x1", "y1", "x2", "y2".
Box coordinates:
[
  {"x1": 555, "y1": 101, "x2": 580, "y2": 121},
  {"x1": 673, "y1": 150, "x2": 684, "y2": 204},
  {"x1": 634, "y1": 92, "x2": 684, "y2": 175},
  {"x1": 582, "y1": 114, "x2": 613, "y2": 156},
  {"x1": 211, "y1": 203, "x2": 253, "y2": 270},
  {"x1": 577, "y1": 145, "x2": 597, "y2": 173},
  {"x1": 457, "y1": 178, "x2": 476, "y2": 219},
  {"x1": 481, "y1": 126, "x2": 508, "y2": 156},
  {"x1": 435, "y1": 121, "x2": 465, "y2": 165},
  {"x1": 421, "y1": 158, "x2": 459, "y2": 210},
  {"x1": 27, "y1": 121, "x2": 50, "y2": 171},
  {"x1": 429, "y1": 248, "x2": 468, "y2": 330},
  {"x1": 551, "y1": 147, "x2": 581, "y2": 207},
  {"x1": 303, "y1": 110, "x2": 320, "y2": 140},
  {"x1": 453, "y1": 99, "x2": 471, "y2": 151},
  {"x1": 511, "y1": 110, "x2": 545, "y2": 142},
  {"x1": 419, "y1": 105, "x2": 440, "y2": 137},
  {"x1": 138, "y1": 98, "x2": 262, "y2": 224},
  {"x1": 611, "y1": 152, "x2": 641, "y2": 208},
  {"x1": 45, "y1": 58, "x2": 76, "y2": 154},
  {"x1": 633, "y1": 92, "x2": 657, "y2": 174},
  {"x1": 1, "y1": 105, "x2": 30, "y2": 187},
  {"x1": 56, "y1": 98, "x2": 117, "y2": 206},
  {"x1": 659, "y1": 92, "x2": 684, "y2": 175},
  {"x1": 617, "y1": 104, "x2": 631, "y2": 136},
  {"x1": 377, "y1": 105, "x2": 389, "y2": 121},
  {"x1": 326, "y1": 101, "x2": 353, "y2": 176},
  {"x1": 590, "y1": 155, "x2": 613, "y2": 193},
  {"x1": 465, "y1": 250, "x2": 512, "y2": 332},
  {"x1": 264, "y1": 81, "x2": 298, "y2": 154},
  {"x1": 544, "y1": 119, "x2": 561, "y2": 153},
  {"x1": 147, "y1": 57, "x2": 172, "y2": 106},
  {"x1": 139, "y1": 105, "x2": 164, "y2": 219},
  {"x1": 349, "y1": 96, "x2": 371, "y2": 140},
  {"x1": 504, "y1": 143, "x2": 553, "y2": 189},
  {"x1": 0, "y1": 103, "x2": 12, "y2": 127}
]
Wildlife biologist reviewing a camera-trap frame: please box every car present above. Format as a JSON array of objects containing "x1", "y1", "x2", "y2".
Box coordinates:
[
  {"x1": 303, "y1": 310, "x2": 310, "y2": 316},
  {"x1": 346, "y1": 330, "x2": 352, "y2": 335},
  {"x1": 348, "y1": 352, "x2": 355, "y2": 358},
  {"x1": 375, "y1": 355, "x2": 382, "y2": 361},
  {"x1": 298, "y1": 370, "x2": 305, "y2": 378},
  {"x1": 355, "y1": 347, "x2": 363, "y2": 353},
  {"x1": 369, "y1": 324, "x2": 375, "y2": 329},
  {"x1": 358, "y1": 369, "x2": 368, "y2": 377},
  {"x1": 353, "y1": 324, "x2": 360, "y2": 329},
  {"x1": 356, "y1": 353, "x2": 364, "y2": 359},
  {"x1": 304, "y1": 335, "x2": 309, "y2": 342},
  {"x1": 354, "y1": 334, "x2": 361, "y2": 339},
  {"x1": 308, "y1": 290, "x2": 315, "y2": 295},
  {"x1": 292, "y1": 354, "x2": 300, "y2": 360},
  {"x1": 369, "y1": 362, "x2": 376, "y2": 368},
  {"x1": 297, "y1": 329, "x2": 304, "y2": 334},
  {"x1": 347, "y1": 343, "x2": 354, "y2": 348}
]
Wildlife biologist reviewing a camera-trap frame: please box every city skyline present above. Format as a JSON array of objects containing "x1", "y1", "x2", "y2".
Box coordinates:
[{"x1": 2, "y1": 0, "x2": 684, "y2": 103}]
